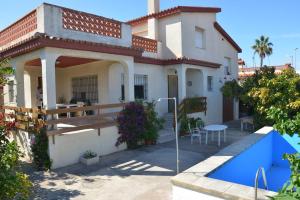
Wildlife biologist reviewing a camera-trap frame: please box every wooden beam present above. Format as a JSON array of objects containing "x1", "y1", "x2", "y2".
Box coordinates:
[
  {"x1": 46, "y1": 112, "x2": 119, "y2": 125},
  {"x1": 47, "y1": 121, "x2": 117, "y2": 136}
]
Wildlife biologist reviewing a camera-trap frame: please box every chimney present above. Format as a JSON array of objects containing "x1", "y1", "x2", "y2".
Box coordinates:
[
  {"x1": 147, "y1": 0, "x2": 160, "y2": 40},
  {"x1": 148, "y1": 0, "x2": 160, "y2": 14}
]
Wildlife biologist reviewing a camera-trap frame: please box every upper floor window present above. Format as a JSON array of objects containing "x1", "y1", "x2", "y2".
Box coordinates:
[
  {"x1": 8, "y1": 80, "x2": 15, "y2": 102},
  {"x1": 195, "y1": 27, "x2": 205, "y2": 49},
  {"x1": 207, "y1": 76, "x2": 213, "y2": 91},
  {"x1": 224, "y1": 57, "x2": 232, "y2": 75}
]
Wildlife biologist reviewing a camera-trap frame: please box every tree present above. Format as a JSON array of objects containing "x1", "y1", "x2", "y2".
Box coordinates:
[
  {"x1": 252, "y1": 35, "x2": 273, "y2": 67},
  {"x1": 247, "y1": 68, "x2": 300, "y2": 199},
  {"x1": 0, "y1": 58, "x2": 32, "y2": 199}
]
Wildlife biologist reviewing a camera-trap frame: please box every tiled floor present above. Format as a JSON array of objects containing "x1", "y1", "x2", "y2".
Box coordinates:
[{"x1": 27, "y1": 121, "x2": 250, "y2": 200}]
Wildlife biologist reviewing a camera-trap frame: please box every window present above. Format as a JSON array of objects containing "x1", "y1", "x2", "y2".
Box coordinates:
[
  {"x1": 8, "y1": 81, "x2": 15, "y2": 102},
  {"x1": 72, "y1": 75, "x2": 98, "y2": 103},
  {"x1": 121, "y1": 74, "x2": 125, "y2": 101},
  {"x1": 134, "y1": 75, "x2": 148, "y2": 100},
  {"x1": 224, "y1": 57, "x2": 232, "y2": 75},
  {"x1": 121, "y1": 74, "x2": 148, "y2": 100},
  {"x1": 207, "y1": 76, "x2": 213, "y2": 91},
  {"x1": 195, "y1": 27, "x2": 205, "y2": 48}
]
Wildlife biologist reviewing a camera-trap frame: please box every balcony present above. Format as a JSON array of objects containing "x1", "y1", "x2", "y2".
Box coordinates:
[{"x1": 0, "y1": 3, "x2": 132, "y2": 51}]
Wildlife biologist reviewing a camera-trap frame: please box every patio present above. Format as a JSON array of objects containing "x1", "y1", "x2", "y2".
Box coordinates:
[{"x1": 25, "y1": 122, "x2": 250, "y2": 200}]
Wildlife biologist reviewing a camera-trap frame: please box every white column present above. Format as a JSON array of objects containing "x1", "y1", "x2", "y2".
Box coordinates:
[
  {"x1": 177, "y1": 65, "x2": 186, "y2": 102},
  {"x1": 24, "y1": 71, "x2": 32, "y2": 108},
  {"x1": 40, "y1": 50, "x2": 59, "y2": 109},
  {"x1": 124, "y1": 60, "x2": 135, "y2": 102},
  {"x1": 14, "y1": 61, "x2": 25, "y2": 107}
]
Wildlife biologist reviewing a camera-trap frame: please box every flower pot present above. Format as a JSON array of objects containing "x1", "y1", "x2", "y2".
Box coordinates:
[
  {"x1": 151, "y1": 140, "x2": 156, "y2": 145},
  {"x1": 80, "y1": 156, "x2": 99, "y2": 166},
  {"x1": 145, "y1": 140, "x2": 152, "y2": 145},
  {"x1": 180, "y1": 131, "x2": 189, "y2": 137}
]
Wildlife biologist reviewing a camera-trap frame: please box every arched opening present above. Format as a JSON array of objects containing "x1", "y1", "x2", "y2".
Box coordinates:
[
  {"x1": 24, "y1": 56, "x2": 105, "y2": 108},
  {"x1": 185, "y1": 68, "x2": 203, "y2": 98}
]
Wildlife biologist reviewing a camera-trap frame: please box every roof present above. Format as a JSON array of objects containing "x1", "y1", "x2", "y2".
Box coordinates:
[
  {"x1": 0, "y1": 32, "x2": 221, "y2": 69},
  {"x1": 238, "y1": 58, "x2": 245, "y2": 65},
  {"x1": 238, "y1": 64, "x2": 292, "y2": 78},
  {"x1": 0, "y1": 33, "x2": 142, "y2": 59},
  {"x1": 214, "y1": 22, "x2": 242, "y2": 53},
  {"x1": 134, "y1": 56, "x2": 221, "y2": 68},
  {"x1": 127, "y1": 6, "x2": 221, "y2": 26}
]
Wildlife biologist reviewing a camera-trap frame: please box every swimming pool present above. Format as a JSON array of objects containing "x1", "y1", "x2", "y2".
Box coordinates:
[{"x1": 209, "y1": 131, "x2": 300, "y2": 192}]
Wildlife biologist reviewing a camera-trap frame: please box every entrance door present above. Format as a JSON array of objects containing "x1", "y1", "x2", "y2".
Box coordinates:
[
  {"x1": 168, "y1": 75, "x2": 178, "y2": 113},
  {"x1": 223, "y1": 96, "x2": 234, "y2": 122}
]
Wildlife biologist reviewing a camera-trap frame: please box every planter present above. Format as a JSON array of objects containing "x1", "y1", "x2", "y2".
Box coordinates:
[
  {"x1": 145, "y1": 140, "x2": 152, "y2": 145},
  {"x1": 80, "y1": 156, "x2": 99, "y2": 166},
  {"x1": 144, "y1": 139, "x2": 157, "y2": 145},
  {"x1": 180, "y1": 131, "x2": 189, "y2": 137}
]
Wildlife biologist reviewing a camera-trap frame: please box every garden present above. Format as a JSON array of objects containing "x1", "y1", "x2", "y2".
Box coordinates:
[{"x1": 222, "y1": 66, "x2": 300, "y2": 199}]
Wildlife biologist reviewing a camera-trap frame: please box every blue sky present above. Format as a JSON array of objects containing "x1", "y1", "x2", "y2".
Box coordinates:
[{"x1": 1, "y1": 0, "x2": 300, "y2": 69}]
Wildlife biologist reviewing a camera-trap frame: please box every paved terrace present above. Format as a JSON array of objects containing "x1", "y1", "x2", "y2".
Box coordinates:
[{"x1": 25, "y1": 121, "x2": 251, "y2": 200}]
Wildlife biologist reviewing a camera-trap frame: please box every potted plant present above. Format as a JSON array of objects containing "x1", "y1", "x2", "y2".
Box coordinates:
[
  {"x1": 80, "y1": 150, "x2": 98, "y2": 166},
  {"x1": 142, "y1": 101, "x2": 164, "y2": 145},
  {"x1": 116, "y1": 102, "x2": 146, "y2": 149},
  {"x1": 179, "y1": 115, "x2": 189, "y2": 136}
]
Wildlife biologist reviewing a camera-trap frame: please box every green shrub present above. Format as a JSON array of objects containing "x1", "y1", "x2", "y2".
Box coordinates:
[
  {"x1": 270, "y1": 154, "x2": 300, "y2": 199},
  {"x1": 31, "y1": 128, "x2": 52, "y2": 170},
  {"x1": 143, "y1": 101, "x2": 164, "y2": 143},
  {"x1": 0, "y1": 132, "x2": 32, "y2": 200},
  {"x1": 116, "y1": 102, "x2": 146, "y2": 149}
]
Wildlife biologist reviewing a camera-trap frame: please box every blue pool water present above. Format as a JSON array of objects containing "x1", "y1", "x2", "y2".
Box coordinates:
[{"x1": 209, "y1": 131, "x2": 300, "y2": 192}]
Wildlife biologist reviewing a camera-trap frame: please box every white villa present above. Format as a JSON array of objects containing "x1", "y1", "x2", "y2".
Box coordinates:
[{"x1": 0, "y1": 0, "x2": 242, "y2": 168}]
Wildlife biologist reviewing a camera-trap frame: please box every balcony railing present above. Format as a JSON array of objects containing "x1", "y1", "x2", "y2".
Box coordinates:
[
  {"x1": 62, "y1": 8, "x2": 122, "y2": 39},
  {"x1": 178, "y1": 97, "x2": 207, "y2": 120},
  {"x1": 1, "y1": 103, "x2": 125, "y2": 138},
  {"x1": 132, "y1": 35, "x2": 158, "y2": 53},
  {"x1": 0, "y1": 10, "x2": 37, "y2": 47}
]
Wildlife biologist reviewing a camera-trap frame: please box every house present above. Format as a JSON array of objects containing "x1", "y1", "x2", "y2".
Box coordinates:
[
  {"x1": 238, "y1": 58, "x2": 292, "y2": 79},
  {"x1": 0, "y1": 0, "x2": 241, "y2": 168}
]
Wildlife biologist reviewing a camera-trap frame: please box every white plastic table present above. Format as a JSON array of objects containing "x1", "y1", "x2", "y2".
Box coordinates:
[{"x1": 204, "y1": 124, "x2": 228, "y2": 146}]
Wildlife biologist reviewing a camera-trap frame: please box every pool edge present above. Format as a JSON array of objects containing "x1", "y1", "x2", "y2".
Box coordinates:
[{"x1": 171, "y1": 126, "x2": 277, "y2": 200}]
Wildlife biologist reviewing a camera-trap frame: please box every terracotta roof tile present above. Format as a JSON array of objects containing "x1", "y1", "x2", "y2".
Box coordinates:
[{"x1": 127, "y1": 6, "x2": 221, "y2": 26}]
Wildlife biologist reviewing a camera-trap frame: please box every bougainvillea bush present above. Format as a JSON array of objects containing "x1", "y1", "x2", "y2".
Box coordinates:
[
  {"x1": 0, "y1": 114, "x2": 32, "y2": 200},
  {"x1": 116, "y1": 102, "x2": 146, "y2": 149}
]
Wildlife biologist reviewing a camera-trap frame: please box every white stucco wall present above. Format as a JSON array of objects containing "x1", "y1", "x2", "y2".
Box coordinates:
[
  {"x1": 134, "y1": 63, "x2": 168, "y2": 116},
  {"x1": 49, "y1": 126, "x2": 126, "y2": 169},
  {"x1": 173, "y1": 186, "x2": 224, "y2": 200},
  {"x1": 158, "y1": 16, "x2": 183, "y2": 59},
  {"x1": 37, "y1": 4, "x2": 132, "y2": 47},
  {"x1": 186, "y1": 68, "x2": 204, "y2": 97},
  {"x1": 131, "y1": 22, "x2": 148, "y2": 37}
]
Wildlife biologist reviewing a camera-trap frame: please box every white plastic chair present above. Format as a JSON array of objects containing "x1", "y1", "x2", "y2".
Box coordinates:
[{"x1": 189, "y1": 121, "x2": 206, "y2": 144}]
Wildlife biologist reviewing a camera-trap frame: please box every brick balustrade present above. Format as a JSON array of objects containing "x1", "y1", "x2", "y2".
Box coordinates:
[
  {"x1": 132, "y1": 35, "x2": 158, "y2": 53},
  {"x1": 0, "y1": 10, "x2": 37, "y2": 47},
  {"x1": 62, "y1": 8, "x2": 122, "y2": 39}
]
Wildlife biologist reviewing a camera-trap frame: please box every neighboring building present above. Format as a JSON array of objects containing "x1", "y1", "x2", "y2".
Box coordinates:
[
  {"x1": 238, "y1": 58, "x2": 292, "y2": 79},
  {"x1": 0, "y1": 0, "x2": 241, "y2": 124}
]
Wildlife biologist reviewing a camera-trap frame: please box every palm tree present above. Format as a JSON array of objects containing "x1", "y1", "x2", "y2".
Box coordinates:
[{"x1": 252, "y1": 36, "x2": 273, "y2": 67}]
